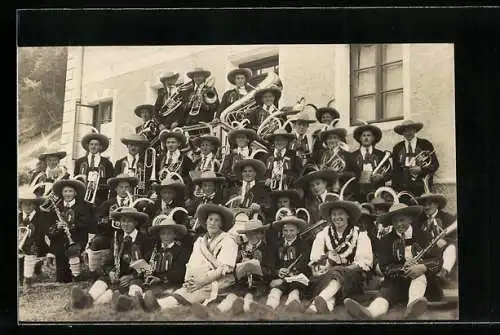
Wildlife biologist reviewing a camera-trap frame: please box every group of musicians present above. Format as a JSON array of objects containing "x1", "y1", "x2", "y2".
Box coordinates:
[{"x1": 18, "y1": 66, "x2": 458, "y2": 320}]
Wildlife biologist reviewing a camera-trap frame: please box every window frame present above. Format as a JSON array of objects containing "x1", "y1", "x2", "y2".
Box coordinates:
[
  {"x1": 92, "y1": 100, "x2": 113, "y2": 130},
  {"x1": 349, "y1": 44, "x2": 404, "y2": 126},
  {"x1": 239, "y1": 55, "x2": 279, "y2": 77}
]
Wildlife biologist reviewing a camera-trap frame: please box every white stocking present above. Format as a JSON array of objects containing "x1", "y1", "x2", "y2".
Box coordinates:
[
  {"x1": 319, "y1": 280, "x2": 341, "y2": 301},
  {"x1": 88, "y1": 280, "x2": 108, "y2": 301},
  {"x1": 442, "y1": 244, "x2": 457, "y2": 272},
  {"x1": 367, "y1": 297, "x2": 390, "y2": 318},
  {"x1": 285, "y1": 289, "x2": 300, "y2": 305},
  {"x1": 217, "y1": 293, "x2": 237, "y2": 313},
  {"x1": 243, "y1": 293, "x2": 253, "y2": 312},
  {"x1": 69, "y1": 257, "x2": 81, "y2": 277},
  {"x1": 129, "y1": 284, "x2": 143, "y2": 297},
  {"x1": 157, "y1": 296, "x2": 180, "y2": 310},
  {"x1": 95, "y1": 289, "x2": 113, "y2": 305},
  {"x1": 266, "y1": 288, "x2": 282, "y2": 310},
  {"x1": 408, "y1": 274, "x2": 427, "y2": 306}
]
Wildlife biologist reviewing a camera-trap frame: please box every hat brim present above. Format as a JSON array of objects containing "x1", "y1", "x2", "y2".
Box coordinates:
[
  {"x1": 316, "y1": 108, "x2": 340, "y2": 121},
  {"x1": 270, "y1": 189, "x2": 302, "y2": 207},
  {"x1": 52, "y1": 180, "x2": 86, "y2": 199},
  {"x1": 371, "y1": 201, "x2": 393, "y2": 210},
  {"x1": 192, "y1": 135, "x2": 221, "y2": 148},
  {"x1": 121, "y1": 137, "x2": 150, "y2": 147},
  {"x1": 379, "y1": 205, "x2": 424, "y2": 227},
  {"x1": 19, "y1": 195, "x2": 42, "y2": 204},
  {"x1": 159, "y1": 130, "x2": 187, "y2": 147},
  {"x1": 39, "y1": 151, "x2": 67, "y2": 160},
  {"x1": 192, "y1": 176, "x2": 226, "y2": 185},
  {"x1": 227, "y1": 68, "x2": 252, "y2": 85},
  {"x1": 254, "y1": 88, "x2": 282, "y2": 103},
  {"x1": 197, "y1": 204, "x2": 235, "y2": 232},
  {"x1": 268, "y1": 132, "x2": 296, "y2": 142},
  {"x1": 150, "y1": 222, "x2": 187, "y2": 236},
  {"x1": 272, "y1": 218, "x2": 308, "y2": 232},
  {"x1": 394, "y1": 123, "x2": 424, "y2": 135},
  {"x1": 320, "y1": 128, "x2": 347, "y2": 142},
  {"x1": 153, "y1": 182, "x2": 186, "y2": 195},
  {"x1": 237, "y1": 223, "x2": 270, "y2": 234},
  {"x1": 160, "y1": 73, "x2": 179, "y2": 82},
  {"x1": 110, "y1": 211, "x2": 150, "y2": 226},
  {"x1": 416, "y1": 194, "x2": 447, "y2": 209},
  {"x1": 233, "y1": 159, "x2": 267, "y2": 181},
  {"x1": 227, "y1": 129, "x2": 257, "y2": 147},
  {"x1": 187, "y1": 70, "x2": 211, "y2": 79},
  {"x1": 81, "y1": 133, "x2": 110, "y2": 152},
  {"x1": 295, "y1": 170, "x2": 338, "y2": 188},
  {"x1": 319, "y1": 200, "x2": 362, "y2": 223},
  {"x1": 353, "y1": 125, "x2": 382, "y2": 144},
  {"x1": 107, "y1": 176, "x2": 139, "y2": 189},
  {"x1": 134, "y1": 104, "x2": 155, "y2": 118}
]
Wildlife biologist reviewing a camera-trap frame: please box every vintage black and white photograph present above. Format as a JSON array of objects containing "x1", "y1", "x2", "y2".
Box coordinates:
[{"x1": 18, "y1": 44, "x2": 458, "y2": 322}]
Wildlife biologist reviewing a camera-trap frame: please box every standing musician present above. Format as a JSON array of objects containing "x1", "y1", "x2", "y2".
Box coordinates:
[
  {"x1": 248, "y1": 86, "x2": 282, "y2": 132},
  {"x1": 295, "y1": 169, "x2": 339, "y2": 227},
  {"x1": 264, "y1": 128, "x2": 302, "y2": 191},
  {"x1": 157, "y1": 129, "x2": 194, "y2": 189},
  {"x1": 191, "y1": 134, "x2": 221, "y2": 172},
  {"x1": 46, "y1": 179, "x2": 96, "y2": 283},
  {"x1": 289, "y1": 111, "x2": 316, "y2": 168},
  {"x1": 344, "y1": 203, "x2": 442, "y2": 320},
  {"x1": 74, "y1": 132, "x2": 115, "y2": 207},
  {"x1": 220, "y1": 127, "x2": 259, "y2": 187},
  {"x1": 114, "y1": 133, "x2": 149, "y2": 177},
  {"x1": 154, "y1": 72, "x2": 188, "y2": 130},
  {"x1": 350, "y1": 123, "x2": 391, "y2": 203},
  {"x1": 38, "y1": 145, "x2": 70, "y2": 183},
  {"x1": 312, "y1": 104, "x2": 341, "y2": 154},
  {"x1": 134, "y1": 104, "x2": 160, "y2": 142},
  {"x1": 184, "y1": 67, "x2": 220, "y2": 126},
  {"x1": 30, "y1": 159, "x2": 47, "y2": 188},
  {"x1": 392, "y1": 120, "x2": 439, "y2": 196},
  {"x1": 88, "y1": 174, "x2": 138, "y2": 280},
  {"x1": 141, "y1": 204, "x2": 237, "y2": 315},
  {"x1": 18, "y1": 186, "x2": 51, "y2": 287},
  {"x1": 151, "y1": 176, "x2": 187, "y2": 217},
  {"x1": 214, "y1": 68, "x2": 253, "y2": 121},
  {"x1": 306, "y1": 200, "x2": 373, "y2": 314},
  {"x1": 69, "y1": 207, "x2": 151, "y2": 311}
]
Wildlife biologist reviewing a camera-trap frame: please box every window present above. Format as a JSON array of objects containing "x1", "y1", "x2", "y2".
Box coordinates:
[
  {"x1": 350, "y1": 44, "x2": 404, "y2": 125},
  {"x1": 92, "y1": 100, "x2": 113, "y2": 130},
  {"x1": 240, "y1": 55, "x2": 279, "y2": 87}
]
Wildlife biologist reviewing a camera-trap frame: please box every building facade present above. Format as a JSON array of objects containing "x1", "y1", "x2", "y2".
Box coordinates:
[{"x1": 60, "y1": 44, "x2": 456, "y2": 212}]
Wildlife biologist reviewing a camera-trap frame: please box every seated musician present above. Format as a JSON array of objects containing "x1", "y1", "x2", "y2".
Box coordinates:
[
  {"x1": 87, "y1": 174, "x2": 138, "y2": 280},
  {"x1": 114, "y1": 133, "x2": 149, "y2": 177},
  {"x1": 154, "y1": 72, "x2": 186, "y2": 130},
  {"x1": 252, "y1": 216, "x2": 311, "y2": 315},
  {"x1": 74, "y1": 132, "x2": 114, "y2": 207},
  {"x1": 141, "y1": 204, "x2": 237, "y2": 315},
  {"x1": 157, "y1": 129, "x2": 194, "y2": 190},
  {"x1": 220, "y1": 127, "x2": 259, "y2": 187},
  {"x1": 214, "y1": 68, "x2": 253, "y2": 122},
  {"x1": 19, "y1": 186, "x2": 51, "y2": 287},
  {"x1": 344, "y1": 203, "x2": 442, "y2": 320},
  {"x1": 392, "y1": 120, "x2": 439, "y2": 197},
  {"x1": 416, "y1": 192, "x2": 457, "y2": 284},
  {"x1": 134, "y1": 104, "x2": 160, "y2": 142},
  {"x1": 350, "y1": 123, "x2": 391, "y2": 203},
  {"x1": 38, "y1": 145, "x2": 69, "y2": 183},
  {"x1": 289, "y1": 110, "x2": 316, "y2": 168},
  {"x1": 184, "y1": 67, "x2": 220, "y2": 126},
  {"x1": 70, "y1": 207, "x2": 151, "y2": 311},
  {"x1": 295, "y1": 168, "x2": 339, "y2": 227},
  {"x1": 312, "y1": 104, "x2": 341, "y2": 154},
  {"x1": 212, "y1": 218, "x2": 275, "y2": 316},
  {"x1": 306, "y1": 200, "x2": 373, "y2": 314},
  {"x1": 264, "y1": 128, "x2": 302, "y2": 191},
  {"x1": 268, "y1": 189, "x2": 304, "y2": 245},
  {"x1": 191, "y1": 134, "x2": 221, "y2": 172},
  {"x1": 358, "y1": 202, "x2": 386, "y2": 277},
  {"x1": 46, "y1": 179, "x2": 96, "y2": 283},
  {"x1": 248, "y1": 86, "x2": 282, "y2": 132}
]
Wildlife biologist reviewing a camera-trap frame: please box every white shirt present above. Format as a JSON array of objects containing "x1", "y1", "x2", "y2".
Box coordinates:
[
  {"x1": 274, "y1": 148, "x2": 287, "y2": 158},
  {"x1": 360, "y1": 146, "x2": 373, "y2": 158},
  {"x1": 161, "y1": 200, "x2": 174, "y2": 212},
  {"x1": 162, "y1": 241, "x2": 176, "y2": 249},
  {"x1": 64, "y1": 199, "x2": 76, "y2": 208},
  {"x1": 241, "y1": 180, "x2": 255, "y2": 199},
  {"x1": 166, "y1": 150, "x2": 181, "y2": 163},
  {"x1": 23, "y1": 210, "x2": 36, "y2": 222},
  {"x1": 236, "y1": 146, "x2": 250, "y2": 158},
  {"x1": 396, "y1": 225, "x2": 414, "y2": 260},
  {"x1": 127, "y1": 154, "x2": 140, "y2": 171},
  {"x1": 316, "y1": 191, "x2": 328, "y2": 203},
  {"x1": 284, "y1": 237, "x2": 297, "y2": 247},
  {"x1": 46, "y1": 166, "x2": 62, "y2": 179},
  {"x1": 87, "y1": 153, "x2": 101, "y2": 168},
  {"x1": 405, "y1": 137, "x2": 418, "y2": 153},
  {"x1": 116, "y1": 196, "x2": 130, "y2": 207},
  {"x1": 237, "y1": 87, "x2": 248, "y2": 95},
  {"x1": 199, "y1": 152, "x2": 214, "y2": 170},
  {"x1": 124, "y1": 229, "x2": 138, "y2": 243},
  {"x1": 263, "y1": 104, "x2": 277, "y2": 114}
]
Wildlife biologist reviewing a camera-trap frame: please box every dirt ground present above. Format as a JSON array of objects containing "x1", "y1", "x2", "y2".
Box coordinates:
[{"x1": 18, "y1": 263, "x2": 458, "y2": 322}]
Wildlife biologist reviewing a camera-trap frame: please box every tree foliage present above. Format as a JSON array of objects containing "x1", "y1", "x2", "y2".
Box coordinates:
[{"x1": 18, "y1": 47, "x2": 67, "y2": 143}]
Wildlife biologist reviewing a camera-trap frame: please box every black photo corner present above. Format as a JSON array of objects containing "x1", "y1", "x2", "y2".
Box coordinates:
[{"x1": 10, "y1": 6, "x2": 500, "y2": 331}]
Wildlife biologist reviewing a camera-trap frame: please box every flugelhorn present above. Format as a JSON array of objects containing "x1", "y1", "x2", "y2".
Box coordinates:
[
  {"x1": 189, "y1": 77, "x2": 218, "y2": 116},
  {"x1": 372, "y1": 151, "x2": 392, "y2": 175},
  {"x1": 84, "y1": 171, "x2": 100, "y2": 204},
  {"x1": 144, "y1": 147, "x2": 157, "y2": 182}
]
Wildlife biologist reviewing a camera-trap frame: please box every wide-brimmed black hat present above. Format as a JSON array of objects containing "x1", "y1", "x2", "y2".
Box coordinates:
[
  {"x1": 19, "y1": 186, "x2": 43, "y2": 204},
  {"x1": 267, "y1": 128, "x2": 296, "y2": 143},
  {"x1": 192, "y1": 171, "x2": 226, "y2": 186},
  {"x1": 134, "y1": 104, "x2": 155, "y2": 118},
  {"x1": 378, "y1": 203, "x2": 424, "y2": 227},
  {"x1": 254, "y1": 86, "x2": 282, "y2": 104},
  {"x1": 110, "y1": 207, "x2": 150, "y2": 226},
  {"x1": 272, "y1": 216, "x2": 308, "y2": 232},
  {"x1": 107, "y1": 174, "x2": 139, "y2": 190},
  {"x1": 153, "y1": 177, "x2": 186, "y2": 196},
  {"x1": 370, "y1": 197, "x2": 393, "y2": 211},
  {"x1": 149, "y1": 217, "x2": 187, "y2": 236},
  {"x1": 81, "y1": 133, "x2": 110, "y2": 152},
  {"x1": 319, "y1": 200, "x2": 363, "y2": 223},
  {"x1": 316, "y1": 107, "x2": 340, "y2": 122},
  {"x1": 236, "y1": 218, "x2": 269, "y2": 234},
  {"x1": 187, "y1": 67, "x2": 211, "y2": 80},
  {"x1": 159, "y1": 129, "x2": 187, "y2": 147},
  {"x1": 290, "y1": 110, "x2": 316, "y2": 124},
  {"x1": 295, "y1": 169, "x2": 338, "y2": 189},
  {"x1": 227, "y1": 128, "x2": 257, "y2": 147},
  {"x1": 353, "y1": 124, "x2": 382, "y2": 145},
  {"x1": 120, "y1": 133, "x2": 150, "y2": 147},
  {"x1": 319, "y1": 126, "x2": 347, "y2": 142},
  {"x1": 192, "y1": 134, "x2": 221, "y2": 149},
  {"x1": 159, "y1": 72, "x2": 180, "y2": 82},
  {"x1": 394, "y1": 120, "x2": 424, "y2": 135},
  {"x1": 38, "y1": 145, "x2": 67, "y2": 161},
  {"x1": 52, "y1": 179, "x2": 86, "y2": 199},
  {"x1": 233, "y1": 159, "x2": 267, "y2": 181},
  {"x1": 227, "y1": 68, "x2": 252, "y2": 85},
  {"x1": 196, "y1": 204, "x2": 235, "y2": 232},
  {"x1": 270, "y1": 189, "x2": 302, "y2": 208},
  {"x1": 416, "y1": 193, "x2": 447, "y2": 210}
]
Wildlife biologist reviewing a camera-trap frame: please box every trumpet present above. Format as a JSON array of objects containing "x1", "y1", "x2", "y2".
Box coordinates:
[
  {"x1": 189, "y1": 77, "x2": 218, "y2": 116},
  {"x1": 84, "y1": 171, "x2": 100, "y2": 204}
]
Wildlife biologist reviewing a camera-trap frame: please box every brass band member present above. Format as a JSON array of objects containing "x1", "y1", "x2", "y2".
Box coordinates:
[
  {"x1": 264, "y1": 128, "x2": 302, "y2": 191},
  {"x1": 220, "y1": 127, "x2": 259, "y2": 186},
  {"x1": 154, "y1": 72, "x2": 187, "y2": 129},
  {"x1": 39, "y1": 145, "x2": 69, "y2": 182},
  {"x1": 88, "y1": 174, "x2": 138, "y2": 279},
  {"x1": 392, "y1": 120, "x2": 439, "y2": 196},
  {"x1": 184, "y1": 67, "x2": 220, "y2": 126},
  {"x1": 46, "y1": 179, "x2": 96, "y2": 283},
  {"x1": 74, "y1": 132, "x2": 114, "y2": 206},
  {"x1": 344, "y1": 204, "x2": 442, "y2": 320},
  {"x1": 157, "y1": 129, "x2": 194, "y2": 188},
  {"x1": 151, "y1": 177, "x2": 186, "y2": 216},
  {"x1": 19, "y1": 186, "x2": 51, "y2": 287},
  {"x1": 267, "y1": 189, "x2": 304, "y2": 247},
  {"x1": 191, "y1": 134, "x2": 221, "y2": 172},
  {"x1": 142, "y1": 204, "x2": 237, "y2": 314},
  {"x1": 114, "y1": 133, "x2": 149, "y2": 176},
  {"x1": 312, "y1": 105, "x2": 341, "y2": 153},
  {"x1": 289, "y1": 111, "x2": 316, "y2": 167},
  {"x1": 351, "y1": 123, "x2": 391, "y2": 203},
  {"x1": 307, "y1": 201, "x2": 373, "y2": 314},
  {"x1": 248, "y1": 86, "x2": 283, "y2": 132},
  {"x1": 70, "y1": 207, "x2": 151, "y2": 311},
  {"x1": 134, "y1": 104, "x2": 160, "y2": 142},
  {"x1": 214, "y1": 68, "x2": 253, "y2": 120}
]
